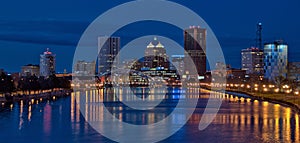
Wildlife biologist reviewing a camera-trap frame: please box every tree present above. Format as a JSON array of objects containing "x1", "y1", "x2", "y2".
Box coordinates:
[
  {"x1": 48, "y1": 74, "x2": 60, "y2": 90},
  {"x1": 0, "y1": 72, "x2": 15, "y2": 93},
  {"x1": 58, "y1": 77, "x2": 71, "y2": 89},
  {"x1": 274, "y1": 76, "x2": 288, "y2": 92}
]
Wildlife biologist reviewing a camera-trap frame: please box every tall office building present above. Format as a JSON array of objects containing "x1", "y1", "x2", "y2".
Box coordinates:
[
  {"x1": 143, "y1": 37, "x2": 169, "y2": 70},
  {"x1": 241, "y1": 47, "x2": 264, "y2": 75},
  {"x1": 40, "y1": 48, "x2": 56, "y2": 77},
  {"x1": 184, "y1": 26, "x2": 206, "y2": 77},
  {"x1": 129, "y1": 38, "x2": 179, "y2": 83},
  {"x1": 74, "y1": 60, "x2": 96, "y2": 76},
  {"x1": 98, "y1": 37, "x2": 120, "y2": 75},
  {"x1": 264, "y1": 40, "x2": 288, "y2": 81}
]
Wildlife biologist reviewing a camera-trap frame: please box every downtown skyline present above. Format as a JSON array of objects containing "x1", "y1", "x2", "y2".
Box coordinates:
[
  {"x1": 0, "y1": 0, "x2": 299, "y2": 73},
  {"x1": 0, "y1": 1, "x2": 300, "y2": 142}
]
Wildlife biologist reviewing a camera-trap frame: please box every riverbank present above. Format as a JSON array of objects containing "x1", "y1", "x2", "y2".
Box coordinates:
[
  {"x1": 215, "y1": 88, "x2": 300, "y2": 113},
  {"x1": 0, "y1": 89, "x2": 72, "y2": 105}
]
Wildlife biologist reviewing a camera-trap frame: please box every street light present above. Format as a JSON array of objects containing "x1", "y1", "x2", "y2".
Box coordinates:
[{"x1": 283, "y1": 85, "x2": 290, "y2": 89}]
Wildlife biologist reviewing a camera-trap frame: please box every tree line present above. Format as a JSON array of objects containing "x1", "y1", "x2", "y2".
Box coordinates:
[{"x1": 0, "y1": 72, "x2": 71, "y2": 94}]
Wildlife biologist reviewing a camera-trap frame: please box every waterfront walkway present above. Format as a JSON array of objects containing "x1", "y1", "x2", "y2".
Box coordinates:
[{"x1": 224, "y1": 88, "x2": 300, "y2": 113}]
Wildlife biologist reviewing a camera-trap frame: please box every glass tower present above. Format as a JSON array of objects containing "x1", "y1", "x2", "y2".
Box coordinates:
[
  {"x1": 264, "y1": 41, "x2": 288, "y2": 81},
  {"x1": 98, "y1": 37, "x2": 120, "y2": 75}
]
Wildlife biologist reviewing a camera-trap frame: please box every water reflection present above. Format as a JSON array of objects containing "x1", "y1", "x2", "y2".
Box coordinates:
[
  {"x1": 76, "y1": 87, "x2": 194, "y2": 126},
  {"x1": 208, "y1": 91, "x2": 300, "y2": 143},
  {"x1": 0, "y1": 88, "x2": 299, "y2": 143}
]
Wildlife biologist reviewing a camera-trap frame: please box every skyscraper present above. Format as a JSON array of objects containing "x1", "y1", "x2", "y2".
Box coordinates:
[
  {"x1": 241, "y1": 47, "x2": 264, "y2": 76},
  {"x1": 98, "y1": 36, "x2": 120, "y2": 75},
  {"x1": 264, "y1": 40, "x2": 288, "y2": 81},
  {"x1": 40, "y1": 48, "x2": 56, "y2": 77},
  {"x1": 143, "y1": 37, "x2": 169, "y2": 70},
  {"x1": 184, "y1": 26, "x2": 206, "y2": 77},
  {"x1": 129, "y1": 38, "x2": 179, "y2": 83}
]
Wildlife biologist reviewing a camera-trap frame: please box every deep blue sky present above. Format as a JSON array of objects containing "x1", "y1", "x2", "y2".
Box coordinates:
[{"x1": 0, "y1": 0, "x2": 299, "y2": 72}]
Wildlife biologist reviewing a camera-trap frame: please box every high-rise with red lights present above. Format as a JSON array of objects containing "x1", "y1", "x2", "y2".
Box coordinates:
[{"x1": 40, "y1": 48, "x2": 56, "y2": 77}]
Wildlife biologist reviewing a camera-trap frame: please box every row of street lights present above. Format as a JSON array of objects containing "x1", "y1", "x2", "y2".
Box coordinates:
[
  {"x1": 228, "y1": 83, "x2": 299, "y2": 95},
  {"x1": 205, "y1": 82, "x2": 300, "y2": 96}
]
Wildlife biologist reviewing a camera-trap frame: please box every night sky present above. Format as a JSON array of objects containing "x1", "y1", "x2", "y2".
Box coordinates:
[{"x1": 0, "y1": 0, "x2": 299, "y2": 72}]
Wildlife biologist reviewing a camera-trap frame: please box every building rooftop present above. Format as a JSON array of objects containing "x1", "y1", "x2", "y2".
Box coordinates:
[
  {"x1": 264, "y1": 40, "x2": 288, "y2": 45},
  {"x1": 43, "y1": 48, "x2": 53, "y2": 55},
  {"x1": 241, "y1": 47, "x2": 262, "y2": 52},
  {"x1": 147, "y1": 37, "x2": 164, "y2": 48},
  {"x1": 23, "y1": 64, "x2": 39, "y2": 67}
]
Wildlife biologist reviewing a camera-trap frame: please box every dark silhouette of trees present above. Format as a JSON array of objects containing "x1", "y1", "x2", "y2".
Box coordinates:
[
  {"x1": 0, "y1": 72, "x2": 15, "y2": 93},
  {"x1": 17, "y1": 74, "x2": 71, "y2": 94},
  {"x1": 0, "y1": 69, "x2": 71, "y2": 96},
  {"x1": 59, "y1": 78, "x2": 71, "y2": 89},
  {"x1": 18, "y1": 75, "x2": 40, "y2": 94}
]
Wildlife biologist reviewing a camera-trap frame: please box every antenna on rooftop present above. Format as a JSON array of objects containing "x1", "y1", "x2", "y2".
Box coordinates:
[{"x1": 256, "y1": 22, "x2": 263, "y2": 49}]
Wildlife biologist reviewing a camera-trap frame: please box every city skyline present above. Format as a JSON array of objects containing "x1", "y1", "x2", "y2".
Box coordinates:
[
  {"x1": 0, "y1": 29, "x2": 297, "y2": 73},
  {"x1": 0, "y1": 1, "x2": 299, "y2": 142},
  {"x1": 0, "y1": 0, "x2": 300, "y2": 72}
]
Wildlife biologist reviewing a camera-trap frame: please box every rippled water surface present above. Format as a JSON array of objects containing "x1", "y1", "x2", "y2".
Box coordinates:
[{"x1": 0, "y1": 88, "x2": 299, "y2": 143}]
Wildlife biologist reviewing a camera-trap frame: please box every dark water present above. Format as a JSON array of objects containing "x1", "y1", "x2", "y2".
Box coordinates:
[{"x1": 0, "y1": 88, "x2": 299, "y2": 143}]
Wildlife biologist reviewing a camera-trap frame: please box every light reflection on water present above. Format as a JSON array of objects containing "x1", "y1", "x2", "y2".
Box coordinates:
[{"x1": 0, "y1": 88, "x2": 299, "y2": 143}]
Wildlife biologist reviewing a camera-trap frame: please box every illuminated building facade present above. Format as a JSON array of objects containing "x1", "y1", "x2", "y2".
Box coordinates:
[
  {"x1": 264, "y1": 40, "x2": 288, "y2": 81},
  {"x1": 143, "y1": 37, "x2": 169, "y2": 70},
  {"x1": 129, "y1": 38, "x2": 179, "y2": 83},
  {"x1": 40, "y1": 48, "x2": 56, "y2": 77},
  {"x1": 21, "y1": 64, "x2": 40, "y2": 77},
  {"x1": 241, "y1": 47, "x2": 264, "y2": 75}
]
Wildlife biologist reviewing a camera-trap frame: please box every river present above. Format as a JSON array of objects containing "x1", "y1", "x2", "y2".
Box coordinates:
[{"x1": 0, "y1": 88, "x2": 299, "y2": 143}]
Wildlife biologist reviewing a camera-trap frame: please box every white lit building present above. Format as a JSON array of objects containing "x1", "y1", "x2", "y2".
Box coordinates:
[
  {"x1": 40, "y1": 48, "x2": 56, "y2": 77},
  {"x1": 241, "y1": 47, "x2": 264, "y2": 76},
  {"x1": 143, "y1": 37, "x2": 169, "y2": 70}
]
